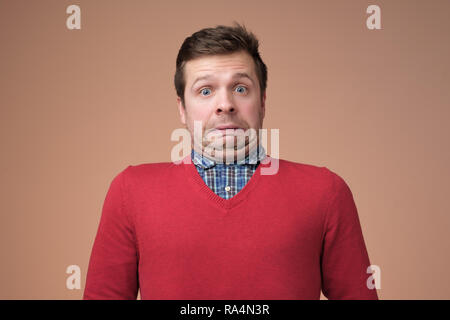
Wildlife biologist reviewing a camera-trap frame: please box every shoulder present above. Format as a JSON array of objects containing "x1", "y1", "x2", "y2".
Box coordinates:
[
  {"x1": 269, "y1": 156, "x2": 331, "y2": 179},
  {"x1": 114, "y1": 160, "x2": 181, "y2": 185},
  {"x1": 266, "y1": 156, "x2": 349, "y2": 192}
]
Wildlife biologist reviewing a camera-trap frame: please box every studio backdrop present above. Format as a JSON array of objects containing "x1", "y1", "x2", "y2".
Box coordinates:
[{"x1": 0, "y1": 0, "x2": 449, "y2": 299}]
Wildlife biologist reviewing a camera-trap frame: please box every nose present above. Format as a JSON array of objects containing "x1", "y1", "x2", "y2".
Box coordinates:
[{"x1": 215, "y1": 89, "x2": 236, "y2": 115}]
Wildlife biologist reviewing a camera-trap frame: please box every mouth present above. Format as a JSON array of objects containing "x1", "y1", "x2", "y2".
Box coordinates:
[
  {"x1": 212, "y1": 126, "x2": 244, "y2": 136},
  {"x1": 214, "y1": 124, "x2": 243, "y2": 131}
]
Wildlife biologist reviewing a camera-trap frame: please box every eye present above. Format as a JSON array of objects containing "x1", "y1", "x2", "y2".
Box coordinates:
[
  {"x1": 235, "y1": 85, "x2": 247, "y2": 94},
  {"x1": 200, "y1": 88, "x2": 211, "y2": 96}
]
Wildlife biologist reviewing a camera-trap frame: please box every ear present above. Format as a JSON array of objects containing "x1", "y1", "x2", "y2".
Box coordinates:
[{"x1": 177, "y1": 96, "x2": 186, "y2": 125}]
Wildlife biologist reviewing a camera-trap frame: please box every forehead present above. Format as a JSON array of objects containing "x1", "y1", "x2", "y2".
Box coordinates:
[{"x1": 184, "y1": 51, "x2": 257, "y2": 81}]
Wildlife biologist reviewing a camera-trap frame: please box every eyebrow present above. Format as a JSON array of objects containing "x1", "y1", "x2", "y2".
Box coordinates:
[{"x1": 191, "y1": 72, "x2": 254, "y2": 89}]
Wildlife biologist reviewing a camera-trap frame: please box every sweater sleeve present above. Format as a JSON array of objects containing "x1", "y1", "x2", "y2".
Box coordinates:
[
  {"x1": 83, "y1": 167, "x2": 139, "y2": 300},
  {"x1": 320, "y1": 170, "x2": 378, "y2": 300}
]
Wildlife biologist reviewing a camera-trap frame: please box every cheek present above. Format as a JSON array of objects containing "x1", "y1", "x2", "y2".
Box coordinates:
[
  {"x1": 185, "y1": 105, "x2": 211, "y2": 128},
  {"x1": 239, "y1": 102, "x2": 263, "y2": 125}
]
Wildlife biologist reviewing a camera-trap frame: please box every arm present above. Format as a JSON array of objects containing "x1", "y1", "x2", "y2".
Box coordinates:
[
  {"x1": 320, "y1": 170, "x2": 378, "y2": 300},
  {"x1": 83, "y1": 167, "x2": 139, "y2": 299}
]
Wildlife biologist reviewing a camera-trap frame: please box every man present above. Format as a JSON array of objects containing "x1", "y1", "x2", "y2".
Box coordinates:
[{"x1": 83, "y1": 22, "x2": 378, "y2": 300}]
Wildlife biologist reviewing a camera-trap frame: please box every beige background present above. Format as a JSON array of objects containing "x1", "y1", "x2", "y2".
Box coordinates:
[{"x1": 1, "y1": 0, "x2": 449, "y2": 300}]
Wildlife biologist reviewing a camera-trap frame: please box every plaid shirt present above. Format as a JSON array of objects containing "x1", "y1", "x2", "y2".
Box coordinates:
[{"x1": 191, "y1": 145, "x2": 267, "y2": 200}]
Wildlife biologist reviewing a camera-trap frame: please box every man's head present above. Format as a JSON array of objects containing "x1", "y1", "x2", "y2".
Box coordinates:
[{"x1": 174, "y1": 22, "x2": 268, "y2": 162}]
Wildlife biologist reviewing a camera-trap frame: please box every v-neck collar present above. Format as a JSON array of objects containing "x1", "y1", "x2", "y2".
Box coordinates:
[{"x1": 182, "y1": 153, "x2": 274, "y2": 211}]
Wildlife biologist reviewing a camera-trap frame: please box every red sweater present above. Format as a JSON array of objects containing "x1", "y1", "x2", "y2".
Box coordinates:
[{"x1": 83, "y1": 155, "x2": 378, "y2": 300}]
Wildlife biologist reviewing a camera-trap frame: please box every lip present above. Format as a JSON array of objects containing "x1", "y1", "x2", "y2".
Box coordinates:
[{"x1": 214, "y1": 124, "x2": 243, "y2": 130}]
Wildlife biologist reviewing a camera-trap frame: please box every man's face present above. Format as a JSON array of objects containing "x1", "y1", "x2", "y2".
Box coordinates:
[{"x1": 177, "y1": 50, "x2": 266, "y2": 162}]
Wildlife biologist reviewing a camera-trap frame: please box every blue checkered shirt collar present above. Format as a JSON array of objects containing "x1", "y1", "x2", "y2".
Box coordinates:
[{"x1": 191, "y1": 145, "x2": 266, "y2": 170}]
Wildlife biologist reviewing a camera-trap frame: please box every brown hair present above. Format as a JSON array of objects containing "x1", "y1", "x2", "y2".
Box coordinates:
[{"x1": 174, "y1": 21, "x2": 268, "y2": 107}]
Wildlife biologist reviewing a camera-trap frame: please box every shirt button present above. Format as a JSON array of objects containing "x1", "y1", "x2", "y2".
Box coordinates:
[{"x1": 225, "y1": 186, "x2": 231, "y2": 192}]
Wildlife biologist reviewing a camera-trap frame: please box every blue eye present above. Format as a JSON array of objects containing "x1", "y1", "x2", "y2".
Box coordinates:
[
  {"x1": 200, "y1": 88, "x2": 211, "y2": 96},
  {"x1": 235, "y1": 86, "x2": 247, "y2": 93}
]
